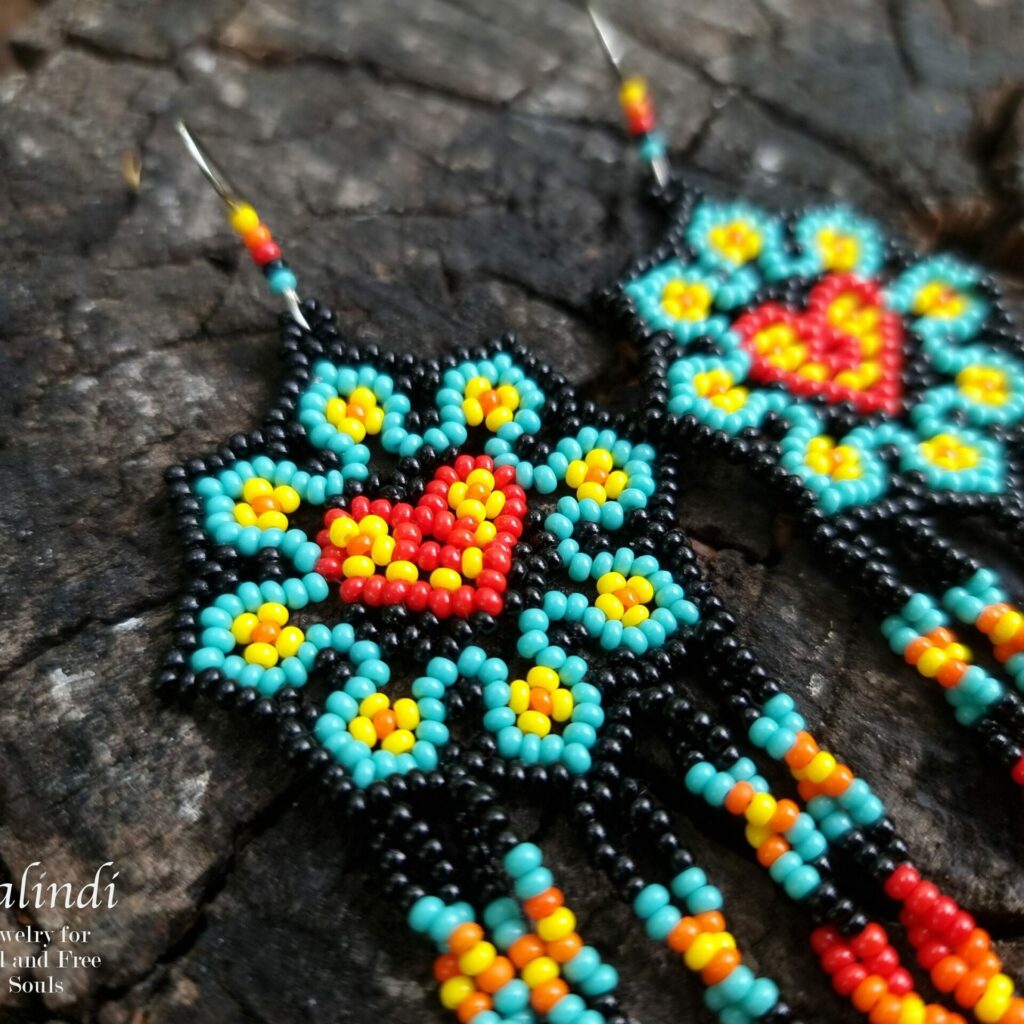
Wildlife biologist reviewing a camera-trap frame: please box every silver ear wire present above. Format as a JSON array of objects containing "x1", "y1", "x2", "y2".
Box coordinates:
[
  {"x1": 585, "y1": 6, "x2": 671, "y2": 189},
  {"x1": 176, "y1": 119, "x2": 310, "y2": 331}
]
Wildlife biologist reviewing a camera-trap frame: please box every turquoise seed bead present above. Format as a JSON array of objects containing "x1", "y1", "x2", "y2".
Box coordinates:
[
  {"x1": 549, "y1": 994, "x2": 586, "y2": 1024},
  {"x1": 493, "y1": 979, "x2": 530, "y2": 1014},
  {"x1": 563, "y1": 946, "x2": 599, "y2": 983},
  {"x1": 687, "y1": 885, "x2": 723, "y2": 914},
  {"x1": 579, "y1": 963, "x2": 619, "y2": 996},
  {"x1": 645, "y1": 904, "x2": 681, "y2": 942},
  {"x1": 633, "y1": 884, "x2": 670, "y2": 919},
  {"x1": 514, "y1": 866, "x2": 553, "y2": 900},
  {"x1": 670, "y1": 867, "x2": 706, "y2": 900}
]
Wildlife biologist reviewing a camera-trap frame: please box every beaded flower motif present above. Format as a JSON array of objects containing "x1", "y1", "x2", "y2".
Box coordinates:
[
  {"x1": 168, "y1": 312, "x2": 691, "y2": 788},
  {"x1": 615, "y1": 197, "x2": 1023, "y2": 515}
]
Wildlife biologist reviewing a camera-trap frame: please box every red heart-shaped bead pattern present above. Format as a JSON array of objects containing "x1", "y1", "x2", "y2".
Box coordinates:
[
  {"x1": 734, "y1": 274, "x2": 903, "y2": 415},
  {"x1": 314, "y1": 454, "x2": 524, "y2": 618}
]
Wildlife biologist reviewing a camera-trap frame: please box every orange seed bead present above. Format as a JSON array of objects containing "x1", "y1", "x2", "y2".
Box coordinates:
[
  {"x1": 531, "y1": 979, "x2": 569, "y2": 1014},
  {"x1": 904, "y1": 637, "x2": 932, "y2": 664},
  {"x1": 476, "y1": 956, "x2": 514, "y2": 994},
  {"x1": 932, "y1": 956, "x2": 968, "y2": 992},
  {"x1": 509, "y1": 934, "x2": 545, "y2": 968},
  {"x1": 702, "y1": 947, "x2": 741, "y2": 986},
  {"x1": 724, "y1": 782, "x2": 755, "y2": 815},
  {"x1": 667, "y1": 917, "x2": 701, "y2": 953},
  {"x1": 853, "y1": 976, "x2": 889, "y2": 1013},
  {"x1": 769, "y1": 799, "x2": 800, "y2": 833},
  {"x1": 449, "y1": 923, "x2": 484, "y2": 956},
  {"x1": 434, "y1": 953, "x2": 460, "y2": 983},
  {"x1": 523, "y1": 888, "x2": 563, "y2": 921},
  {"x1": 757, "y1": 836, "x2": 790, "y2": 868},
  {"x1": 695, "y1": 911, "x2": 726, "y2": 933},
  {"x1": 457, "y1": 992, "x2": 492, "y2": 1023},
  {"x1": 822, "y1": 764, "x2": 855, "y2": 797},
  {"x1": 953, "y1": 970, "x2": 989, "y2": 1008},
  {"x1": 784, "y1": 732, "x2": 819, "y2": 769},
  {"x1": 547, "y1": 932, "x2": 583, "y2": 963},
  {"x1": 869, "y1": 994, "x2": 904, "y2": 1024}
]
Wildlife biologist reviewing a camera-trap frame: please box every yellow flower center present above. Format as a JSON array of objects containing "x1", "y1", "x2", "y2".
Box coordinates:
[
  {"x1": 231, "y1": 602, "x2": 305, "y2": 667},
  {"x1": 816, "y1": 228, "x2": 860, "y2": 272},
  {"x1": 919, "y1": 433, "x2": 980, "y2": 471},
  {"x1": 326, "y1": 386, "x2": 384, "y2": 442},
  {"x1": 462, "y1": 376, "x2": 520, "y2": 432},
  {"x1": 594, "y1": 571, "x2": 655, "y2": 627},
  {"x1": 233, "y1": 477, "x2": 301, "y2": 531},
  {"x1": 912, "y1": 281, "x2": 968, "y2": 319},
  {"x1": 347, "y1": 693, "x2": 420, "y2": 755},
  {"x1": 661, "y1": 280, "x2": 713, "y2": 321},
  {"x1": 708, "y1": 220, "x2": 763, "y2": 264},
  {"x1": 753, "y1": 323, "x2": 807, "y2": 374},
  {"x1": 693, "y1": 369, "x2": 749, "y2": 413},
  {"x1": 508, "y1": 666, "x2": 574, "y2": 738},
  {"x1": 563, "y1": 448, "x2": 627, "y2": 506},
  {"x1": 957, "y1": 365, "x2": 1009, "y2": 406},
  {"x1": 804, "y1": 436, "x2": 862, "y2": 481}
]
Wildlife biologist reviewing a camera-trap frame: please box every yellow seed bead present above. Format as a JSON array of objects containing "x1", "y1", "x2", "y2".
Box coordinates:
[
  {"x1": 684, "y1": 933, "x2": 720, "y2": 971},
  {"x1": 465, "y1": 376, "x2": 491, "y2": 399},
  {"x1": 595, "y1": 593, "x2": 625, "y2": 620},
  {"x1": 440, "y1": 975, "x2": 475, "y2": 1009},
  {"x1": 231, "y1": 613, "x2": 259, "y2": 644},
  {"x1": 359, "y1": 514, "x2": 389, "y2": 539},
  {"x1": 459, "y1": 940, "x2": 497, "y2": 977},
  {"x1": 518, "y1": 710, "x2": 552, "y2": 737},
  {"x1": 371, "y1": 535, "x2": 396, "y2": 566},
  {"x1": 337, "y1": 416, "x2": 366, "y2": 442},
  {"x1": 348, "y1": 716, "x2": 377, "y2": 747},
  {"x1": 242, "y1": 477, "x2": 273, "y2": 502},
  {"x1": 565, "y1": 461, "x2": 588, "y2": 489},
  {"x1": 992, "y1": 611, "x2": 1024, "y2": 645},
  {"x1": 622, "y1": 605, "x2": 649, "y2": 628},
  {"x1": 527, "y1": 666, "x2": 560, "y2": 691},
  {"x1": 448, "y1": 482, "x2": 468, "y2": 507},
  {"x1": 896, "y1": 995, "x2": 926, "y2": 1024},
  {"x1": 619, "y1": 76, "x2": 648, "y2": 106},
  {"x1": 343, "y1": 555, "x2": 376, "y2": 578},
  {"x1": 273, "y1": 485, "x2": 301, "y2": 513},
  {"x1": 364, "y1": 406, "x2": 384, "y2": 434},
  {"x1": 509, "y1": 679, "x2": 530, "y2": 715},
  {"x1": 745, "y1": 793, "x2": 777, "y2": 827},
  {"x1": 584, "y1": 448, "x2": 614, "y2": 472},
  {"x1": 946, "y1": 642, "x2": 971, "y2": 662},
  {"x1": 382, "y1": 729, "x2": 415, "y2": 755},
  {"x1": 975, "y1": 993, "x2": 1012, "y2": 1024},
  {"x1": 628, "y1": 576, "x2": 655, "y2": 603},
  {"x1": 229, "y1": 202, "x2": 260, "y2": 235},
  {"x1": 496, "y1": 385, "x2": 520, "y2": 410},
  {"x1": 276, "y1": 626, "x2": 305, "y2": 658},
  {"x1": 745, "y1": 823, "x2": 772, "y2": 849},
  {"x1": 456, "y1": 499, "x2": 487, "y2": 523},
  {"x1": 257, "y1": 510, "x2": 289, "y2": 531},
  {"x1": 537, "y1": 908, "x2": 576, "y2": 942},
  {"x1": 475, "y1": 521, "x2": 497, "y2": 544},
  {"x1": 394, "y1": 698, "x2": 421, "y2": 730},
  {"x1": 577, "y1": 481, "x2": 607, "y2": 505},
  {"x1": 605, "y1": 470, "x2": 628, "y2": 499},
  {"x1": 244, "y1": 642, "x2": 278, "y2": 668},
  {"x1": 484, "y1": 491, "x2": 506, "y2": 517},
  {"x1": 430, "y1": 568, "x2": 462, "y2": 592},
  {"x1": 325, "y1": 397, "x2": 347, "y2": 425},
  {"x1": 805, "y1": 751, "x2": 837, "y2": 784},
  {"x1": 234, "y1": 502, "x2": 258, "y2": 526},
  {"x1": 259, "y1": 602, "x2": 289, "y2": 626},
  {"x1": 916, "y1": 647, "x2": 947, "y2": 677},
  {"x1": 462, "y1": 547, "x2": 484, "y2": 579},
  {"x1": 521, "y1": 956, "x2": 559, "y2": 988},
  {"x1": 597, "y1": 572, "x2": 627, "y2": 595},
  {"x1": 349, "y1": 386, "x2": 376, "y2": 409},
  {"x1": 386, "y1": 560, "x2": 419, "y2": 582},
  {"x1": 462, "y1": 397, "x2": 484, "y2": 426},
  {"x1": 360, "y1": 692, "x2": 390, "y2": 718},
  {"x1": 485, "y1": 406, "x2": 513, "y2": 431},
  {"x1": 550, "y1": 688, "x2": 574, "y2": 722},
  {"x1": 465, "y1": 468, "x2": 494, "y2": 489},
  {"x1": 329, "y1": 516, "x2": 360, "y2": 547}
]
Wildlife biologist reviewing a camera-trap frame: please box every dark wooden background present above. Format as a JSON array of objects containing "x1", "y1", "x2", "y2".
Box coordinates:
[{"x1": 2, "y1": 1, "x2": 1024, "y2": 1022}]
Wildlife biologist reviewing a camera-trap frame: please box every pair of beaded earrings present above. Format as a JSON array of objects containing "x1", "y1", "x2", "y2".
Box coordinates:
[{"x1": 162, "y1": 8, "x2": 1024, "y2": 1024}]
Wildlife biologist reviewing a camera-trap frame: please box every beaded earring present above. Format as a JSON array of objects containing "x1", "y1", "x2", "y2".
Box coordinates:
[
  {"x1": 589, "y1": 6, "x2": 1024, "y2": 796},
  {"x1": 162, "y1": 118, "x2": 1022, "y2": 1024}
]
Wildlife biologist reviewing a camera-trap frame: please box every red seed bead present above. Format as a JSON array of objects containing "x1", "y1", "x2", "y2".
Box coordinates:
[
  {"x1": 822, "y1": 946, "x2": 857, "y2": 975},
  {"x1": 811, "y1": 926, "x2": 843, "y2": 955},
  {"x1": 250, "y1": 240, "x2": 282, "y2": 266},
  {"x1": 946, "y1": 912, "x2": 976, "y2": 946},
  {"x1": 434, "y1": 953, "x2": 460, "y2": 983},
  {"x1": 887, "y1": 968, "x2": 913, "y2": 996},
  {"x1": 927, "y1": 897, "x2": 959, "y2": 935},
  {"x1": 906, "y1": 881, "x2": 940, "y2": 919},
  {"x1": 852, "y1": 924, "x2": 889, "y2": 959},
  {"x1": 884, "y1": 864, "x2": 920, "y2": 900},
  {"x1": 1012, "y1": 754, "x2": 1024, "y2": 786},
  {"x1": 864, "y1": 947, "x2": 899, "y2": 977},
  {"x1": 834, "y1": 963, "x2": 869, "y2": 997},
  {"x1": 917, "y1": 940, "x2": 950, "y2": 970}
]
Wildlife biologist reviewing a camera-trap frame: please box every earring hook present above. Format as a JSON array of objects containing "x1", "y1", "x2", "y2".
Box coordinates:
[
  {"x1": 176, "y1": 119, "x2": 310, "y2": 331},
  {"x1": 585, "y1": 5, "x2": 671, "y2": 189}
]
